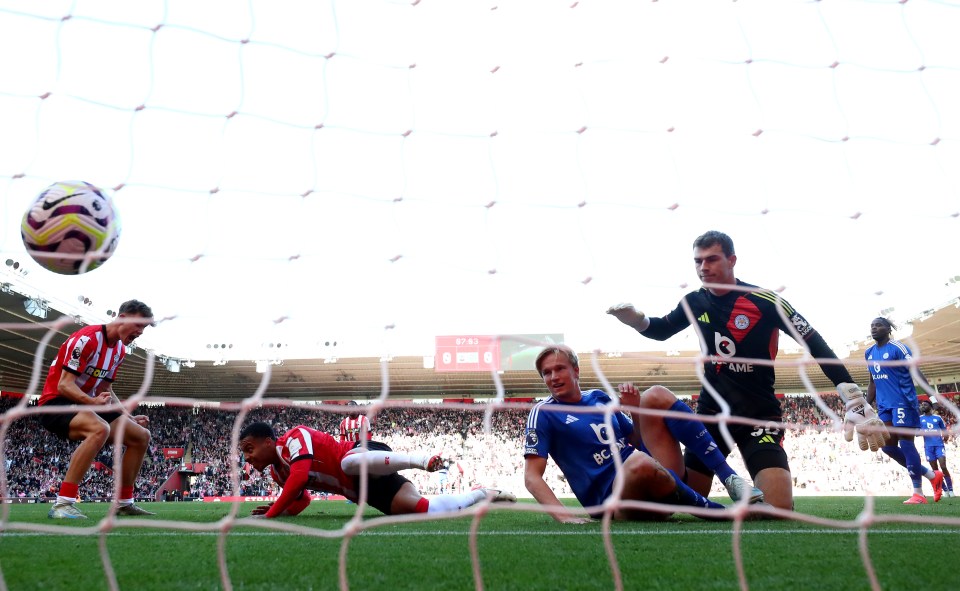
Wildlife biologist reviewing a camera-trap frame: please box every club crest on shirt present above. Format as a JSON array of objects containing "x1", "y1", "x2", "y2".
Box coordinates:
[{"x1": 734, "y1": 314, "x2": 750, "y2": 330}]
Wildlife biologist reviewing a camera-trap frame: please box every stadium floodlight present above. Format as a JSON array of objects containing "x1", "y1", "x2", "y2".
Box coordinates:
[{"x1": 23, "y1": 297, "x2": 48, "y2": 319}]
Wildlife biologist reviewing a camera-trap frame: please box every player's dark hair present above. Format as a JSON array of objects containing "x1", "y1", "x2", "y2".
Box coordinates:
[
  {"x1": 693, "y1": 230, "x2": 735, "y2": 257},
  {"x1": 119, "y1": 299, "x2": 154, "y2": 318},
  {"x1": 239, "y1": 422, "x2": 276, "y2": 441},
  {"x1": 874, "y1": 317, "x2": 897, "y2": 331},
  {"x1": 535, "y1": 344, "x2": 579, "y2": 377}
]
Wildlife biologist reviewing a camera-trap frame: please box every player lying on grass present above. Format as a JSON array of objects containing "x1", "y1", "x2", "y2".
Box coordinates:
[
  {"x1": 239, "y1": 422, "x2": 516, "y2": 518},
  {"x1": 524, "y1": 345, "x2": 763, "y2": 524}
]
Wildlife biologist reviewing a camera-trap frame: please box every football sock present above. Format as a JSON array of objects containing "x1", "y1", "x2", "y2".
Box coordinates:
[
  {"x1": 57, "y1": 481, "x2": 79, "y2": 505},
  {"x1": 425, "y1": 489, "x2": 486, "y2": 513},
  {"x1": 898, "y1": 439, "x2": 925, "y2": 490},
  {"x1": 118, "y1": 486, "x2": 135, "y2": 505},
  {"x1": 340, "y1": 451, "x2": 432, "y2": 476},
  {"x1": 944, "y1": 474, "x2": 954, "y2": 491},
  {"x1": 663, "y1": 468, "x2": 725, "y2": 510},
  {"x1": 881, "y1": 445, "x2": 906, "y2": 467},
  {"x1": 662, "y1": 401, "x2": 735, "y2": 482}
]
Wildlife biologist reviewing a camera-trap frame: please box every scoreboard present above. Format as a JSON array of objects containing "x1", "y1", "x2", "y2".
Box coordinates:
[
  {"x1": 433, "y1": 333, "x2": 564, "y2": 373},
  {"x1": 434, "y1": 335, "x2": 500, "y2": 372}
]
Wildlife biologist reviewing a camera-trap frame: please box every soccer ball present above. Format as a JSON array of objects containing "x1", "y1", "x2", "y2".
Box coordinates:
[{"x1": 20, "y1": 181, "x2": 120, "y2": 275}]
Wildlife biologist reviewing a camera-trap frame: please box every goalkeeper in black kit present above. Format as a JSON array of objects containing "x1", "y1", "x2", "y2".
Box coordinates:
[{"x1": 607, "y1": 230, "x2": 886, "y2": 512}]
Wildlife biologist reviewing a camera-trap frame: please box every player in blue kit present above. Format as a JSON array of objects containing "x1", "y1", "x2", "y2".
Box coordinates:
[
  {"x1": 523, "y1": 345, "x2": 762, "y2": 523},
  {"x1": 919, "y1": 400, "x2": 953, "y2": 497},
  {"x1": 865, "y1": 317, "x2": 944, "y2": 504}
]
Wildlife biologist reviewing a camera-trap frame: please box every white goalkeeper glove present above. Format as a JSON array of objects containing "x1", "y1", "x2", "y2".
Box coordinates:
[
  {"x1": 606, "y1": 303, "x2": 650, "y2": 331},
  {"x1": 837, "y1": 382, "x2": 888, "y2": 452}
]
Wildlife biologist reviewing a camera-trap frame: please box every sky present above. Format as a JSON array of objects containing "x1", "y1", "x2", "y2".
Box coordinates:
[{"x1": 1, "y1": 0, "x2": 959, "y2": 366}]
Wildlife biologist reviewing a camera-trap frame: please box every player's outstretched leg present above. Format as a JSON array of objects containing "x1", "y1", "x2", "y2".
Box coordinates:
[
  {"x1": 341, "y1": 448, "x2": 442, "y2": 476},
  {"x1": 472, "y1": 485, "x2": 518, "y2": 503},
  {"x1": 641, "y1": 386, "x2": 763, "y2": 505},
  {"x1": 426, "y1": 486, "x2": 517, "y2": 513}
]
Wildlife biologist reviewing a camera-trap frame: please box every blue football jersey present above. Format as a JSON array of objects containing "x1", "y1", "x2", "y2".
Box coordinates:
[
  {"x1": 920, "y1": 414, "x2": 946, "y2": 447},
  {"x1": 865, "y1": 340, "x2": 917, "y2": 411},
  {"x1": 524, "y1": 389, "x2": 636, "y2": 509}
]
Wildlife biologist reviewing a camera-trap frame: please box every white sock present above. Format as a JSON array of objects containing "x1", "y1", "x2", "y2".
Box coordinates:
[
  {"x1": 340, "y1": 450, "x2": 431, "y2": 476},
  {"x1": 56, "y1": 496, "x2": 77, "y2": 506},
  {"x1": 426, "y1": 490, "x2": 486, "y2": 514},
  {"x1": 118, "y1": 498, "x2": 133, "y2": 506}
]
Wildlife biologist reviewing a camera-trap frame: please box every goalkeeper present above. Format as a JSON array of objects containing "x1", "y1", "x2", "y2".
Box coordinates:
[{"x1": 607, "y1": 230, "x2": 882, "y2": 512}]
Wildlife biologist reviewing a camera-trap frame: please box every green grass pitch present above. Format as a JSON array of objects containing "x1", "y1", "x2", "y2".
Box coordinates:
[{"x1": 1, "y1": 497, "x2": 958, "y2": 590}]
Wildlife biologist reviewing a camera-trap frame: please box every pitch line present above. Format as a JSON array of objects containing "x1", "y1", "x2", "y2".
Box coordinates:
[{"x1": 1, "y1": 528, "x2": 957, "y2": 538}]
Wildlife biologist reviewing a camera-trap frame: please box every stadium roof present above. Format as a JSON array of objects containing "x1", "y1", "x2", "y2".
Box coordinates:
[{"x1": 1, "y1": 287, "x2": 958, "y2": 402}]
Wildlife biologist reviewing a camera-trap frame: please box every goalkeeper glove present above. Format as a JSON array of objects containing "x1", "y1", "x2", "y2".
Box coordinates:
[{"x1": 837, "y1": 382, "x2": 888, "y2": 452}]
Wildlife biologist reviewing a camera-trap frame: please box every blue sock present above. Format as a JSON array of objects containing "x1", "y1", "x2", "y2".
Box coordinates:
[
  {"x1": 898, "y1": 439, "x2": 924, "y2": 489},
  {"x1": 945, "y1": 474, "x2": 953, "y2": 491},
  {"x1": 662, "y1": 400, "x2": 735, "y2": 482},
  {"x1": 881, "y1": 445, "x2": 907, "y2": 468},
  {"x1": 663, "y1": 468, "x2": 725, "y2": 510}
]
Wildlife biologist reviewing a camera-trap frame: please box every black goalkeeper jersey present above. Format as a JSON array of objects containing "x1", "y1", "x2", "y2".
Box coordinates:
[{"x1": 642, "y1": 280, "x2": 853, "y2": 420}]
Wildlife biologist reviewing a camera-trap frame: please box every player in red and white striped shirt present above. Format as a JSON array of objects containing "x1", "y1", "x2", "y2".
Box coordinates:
[
  {"x1": 239, "y1": 422, "x2": 516, "y2": 518},
  {"x1": 38, "y1": 299, "x2": 156, "y2": 519},
  {"x1": 339, "y1": 415, "x2": 372, "y2": 442}
]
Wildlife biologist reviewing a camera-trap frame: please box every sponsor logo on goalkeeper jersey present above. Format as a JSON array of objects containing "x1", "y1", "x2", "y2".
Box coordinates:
[
  {"x1": 698, "y1": 312, "x2": 710, "y2": 324},
  {"x1": 712, "y1": 333, "x2": 753, "y2": 373}
]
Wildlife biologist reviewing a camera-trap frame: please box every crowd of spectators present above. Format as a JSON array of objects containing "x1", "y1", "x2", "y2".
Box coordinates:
[{"x1": 2, "y1": 393, "x2": 957, "y2": 502}]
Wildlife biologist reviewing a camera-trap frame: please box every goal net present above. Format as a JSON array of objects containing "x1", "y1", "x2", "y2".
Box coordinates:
[{"x1": 1, "y1": 1, "x2": 959, "y2": 589}]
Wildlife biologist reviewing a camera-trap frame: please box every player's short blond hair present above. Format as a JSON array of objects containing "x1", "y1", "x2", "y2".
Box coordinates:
[{"x1": 534, "y1": 344, "x2": 579, "y2": 377}]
